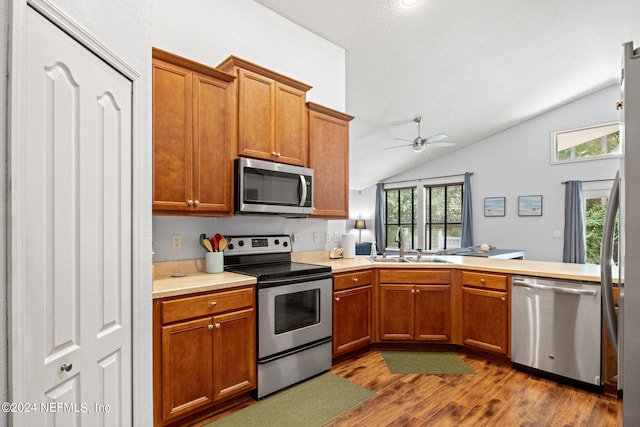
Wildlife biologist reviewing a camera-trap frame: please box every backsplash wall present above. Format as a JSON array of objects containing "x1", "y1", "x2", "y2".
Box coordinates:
[{"x1": 153, "y1": 216, "x2": 349, "y2": 262}]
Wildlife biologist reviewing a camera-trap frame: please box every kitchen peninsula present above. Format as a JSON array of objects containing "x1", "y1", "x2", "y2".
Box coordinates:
[{"x1": 152, "y1": 252, "x2": 608, "y2": 426}]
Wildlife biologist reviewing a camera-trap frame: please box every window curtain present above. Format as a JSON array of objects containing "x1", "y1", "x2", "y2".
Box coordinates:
[
  {"x1": 563, "y1": 180, "x2": 586, "y2": 263},
  {"x1": 374, "y1": 183, "x2": 385, "y2": 252},
  {"x1": 460, "y1": 172, "x2": 474, "y2": 247}
]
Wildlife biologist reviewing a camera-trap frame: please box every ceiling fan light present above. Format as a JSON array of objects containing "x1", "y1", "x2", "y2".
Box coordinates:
[{"x1": 413, "y1": 145, "x2": 426, "y2": 153}]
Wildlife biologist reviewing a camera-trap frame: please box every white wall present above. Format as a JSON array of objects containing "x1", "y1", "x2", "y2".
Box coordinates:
[
  {"x1": 152, "y1": 0, "x2": 348, "y2": 262},
  {"x1": 357, "y1": 85, "x2": 620, "y2": 262}
]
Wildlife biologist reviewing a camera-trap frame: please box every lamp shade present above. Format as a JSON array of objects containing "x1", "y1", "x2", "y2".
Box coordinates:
[{"x1": 355, "y1": 219, "x2": 367, "y2": 230}]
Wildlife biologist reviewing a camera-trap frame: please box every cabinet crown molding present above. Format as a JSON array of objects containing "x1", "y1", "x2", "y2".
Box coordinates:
[
  {"x1": 152, "y1": 47, "x2": 236, "y2": 82},
  {"x1": 217, "y1": 55, "x2": 312, "y2": 92},
  {"x1": 307, "y1": 102, "x2": 355, "y2": 122}
]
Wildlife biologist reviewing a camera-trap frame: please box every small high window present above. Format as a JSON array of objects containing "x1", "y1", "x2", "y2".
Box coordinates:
[{"x1": 552, "y1": 122, "x2": 621, "y2": 163}]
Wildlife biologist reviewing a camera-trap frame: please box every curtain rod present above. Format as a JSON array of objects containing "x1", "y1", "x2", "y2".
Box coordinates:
[
  {"x1": 383, "y1": 172, "x2": 473, "y2": 186},
  {"x1": 561, "y1": 178, "x2": 614, "y2": 184}
]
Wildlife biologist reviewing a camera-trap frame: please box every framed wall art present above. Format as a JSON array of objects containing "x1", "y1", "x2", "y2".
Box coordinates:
[
  {"x1": 518, "y1": 195, "x2": 543, "y2": 216},
  {"x1": 484, "y1": 197, "x2": 505, "y2": 217}
]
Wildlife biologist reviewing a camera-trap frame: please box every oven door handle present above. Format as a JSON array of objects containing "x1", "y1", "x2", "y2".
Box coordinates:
[{"x1": 258, "y1": 272, "x2": 332, "y2": 288}]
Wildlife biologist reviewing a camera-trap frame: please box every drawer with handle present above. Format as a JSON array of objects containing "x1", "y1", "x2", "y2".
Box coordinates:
[
  {"x1": 462, "y1": 271, "x2": 508, "y2": 291},
  {"x1": 334, "y1": 270, "x2": 373, "y2": 291},
  {"x1": 161, "y1": 286, "x2": 254, "y2": 324}
]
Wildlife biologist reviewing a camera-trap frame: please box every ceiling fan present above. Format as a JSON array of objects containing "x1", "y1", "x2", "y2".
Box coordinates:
[{"x1": 385, "y1": 117, "x2": 455, "y2": 153}]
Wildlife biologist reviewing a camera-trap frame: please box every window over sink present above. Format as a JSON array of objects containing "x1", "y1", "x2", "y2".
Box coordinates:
[{"x1": 384, "y1": 182, "x2": 464, "y2": 251}]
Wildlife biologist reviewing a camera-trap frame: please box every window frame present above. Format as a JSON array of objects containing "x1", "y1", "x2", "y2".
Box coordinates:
[
  {"x1": 550, "y1": 121, "x2": 621, "y2": 165},
  {"x1": 383, "y1": 181, "x2": 464, "y2": 252},
  {"x1": 383, "y1": 187, "x2": 417, "y2": 250},
  {"x1": 424, "y1": 182, "x2": 464, "y2": 251}
]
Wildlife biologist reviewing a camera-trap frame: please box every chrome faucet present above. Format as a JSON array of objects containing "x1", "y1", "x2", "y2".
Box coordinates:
[{"x1": 395, "y1": 226, "x2": 405, "y2": 260}]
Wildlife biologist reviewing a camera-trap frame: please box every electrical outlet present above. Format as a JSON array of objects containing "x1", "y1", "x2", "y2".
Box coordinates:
[
  {"x1": 325, "y1": 232, "x2": 332, "y2": 243},
  {"x1": 313, "y1": 232, "x2": 320, "y2": 243},
  {"x1": 334, "y1": 232, "x2": 341, "y2": 242},
  {"x1": 293, "y1": 232, "x2": 301, "y2": 242},
  {"x1": 172, "y1": 234, "x2": 182, "y2": 250},
  {"x1": 553, "y1": 230, "x2": 562, "y2": 238}
]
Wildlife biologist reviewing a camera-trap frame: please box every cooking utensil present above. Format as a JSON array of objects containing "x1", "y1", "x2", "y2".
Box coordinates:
[
  {"x1": 218, "y1": 236, "x2": 228, "y2": 251},
  {"x1": 203, "y1": 239, "x2": 214, "y2": 252},
  {"x1": 213, "y1": 233, "x2": 223, "y2": 251},
  {"x1": 211, "y1": 236, "x2": 219, "y2": 252},
  {"x1": 199, "y1": 234, "x2": 208, "y2": 250}
]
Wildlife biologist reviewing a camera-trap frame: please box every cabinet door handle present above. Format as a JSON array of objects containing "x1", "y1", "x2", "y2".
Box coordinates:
[
  {"x1": 501, "y1": 297, "x2": 506, "y2": 302},
  {"x1": 416, "y1": 289, "x2": 420, "y2": 293},
  {"x1": 215, "y1": 323, "x2": 221, "y2": 329},
  {"x1": 480, "y1": 278, "x2": 486, "y2": 284},
  {"x1": 271, "y1": 151, "x2": 277, "y2": 156},
  {"x1": 335, "y1": 297, "x2": 340, "y2": 302},
  {"x1": 194, "y1": 200, "x2": 200, "y2": 207},
  {"x1": 411, "y1": 289, "x2": 416, "y2": 293},
  {"x1": 353, "y1": 277, "x2": 358, "y2": 282},
  {"x1": 210, "y1": 301, "x2": 217, "y2": 307},
  {"x1": 60, "y1": 363, "x2": 72, "y2": 372},
  {"x1": 616, "y1": 100, "x2": 623, "y2": 110},
  {"x1": 208, "y1": 324, "x2": 214, "y2": 330},
  {"x1": 187, "y1": 199, "x2": 194, "y2": 206}
]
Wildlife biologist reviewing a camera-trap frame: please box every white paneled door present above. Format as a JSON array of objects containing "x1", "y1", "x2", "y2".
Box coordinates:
[{"x1": 17, "y1": 6, "x2": 133, "y2": 426}]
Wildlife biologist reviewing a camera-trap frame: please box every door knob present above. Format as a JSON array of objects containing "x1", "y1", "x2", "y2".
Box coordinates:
[{"x1": 60, "y1": 363, "x2": 72, "y2": 372}]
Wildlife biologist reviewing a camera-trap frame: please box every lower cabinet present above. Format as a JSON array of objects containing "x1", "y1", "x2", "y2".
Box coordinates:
[
  {"x1": 461, "y1": 271, "x2": 509, "y2": 355},
  {"x1": 154, "y1": 286, "x2": 256, "y2": 426},
  {"x1": 378, "y1": 270, "x2": 451, "y2": 342},
  {"x1": 332, "y1": 270, "x2": 373, "y2": 357}
]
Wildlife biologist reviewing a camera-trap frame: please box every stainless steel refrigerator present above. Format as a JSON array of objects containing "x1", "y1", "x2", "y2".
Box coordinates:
[{"x1": 602, "y1": 40, "x2": 640, "y2": 424}]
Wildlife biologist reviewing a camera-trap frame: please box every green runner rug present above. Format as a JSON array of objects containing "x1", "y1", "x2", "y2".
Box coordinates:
[
  {"x1": 381, "y1": 351, "x2": 476, "y2": 375},
  {"x1": 207, "y1": 372, "x2": 375, "y2": 427}
]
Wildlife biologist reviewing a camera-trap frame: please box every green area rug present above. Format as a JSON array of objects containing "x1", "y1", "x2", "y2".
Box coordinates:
[
  {"x1": 207, "y1": 372, "x2": 375, "y2": 427},
  {"x1": 380, "y1": 351, "x2": 476, "y2": 375}
]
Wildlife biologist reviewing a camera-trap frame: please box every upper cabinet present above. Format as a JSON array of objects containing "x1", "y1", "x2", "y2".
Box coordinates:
[
  {"x1": 152, "y1": 48, "x2": 236, "y2": 215},
  {"x1": 308, "y1": 102, "x2": 354, "y2": 218},
  {"x1": 217, "y1": 56, "x2": 312, "y2": 166}
]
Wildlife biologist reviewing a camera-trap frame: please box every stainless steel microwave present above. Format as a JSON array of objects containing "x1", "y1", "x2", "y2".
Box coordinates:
[{"x1": 235, "y1": 157, "x2": 314, "y2": 216}]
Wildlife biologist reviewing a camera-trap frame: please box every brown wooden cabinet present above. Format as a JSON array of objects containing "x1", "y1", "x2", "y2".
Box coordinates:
[
  {"x1": 378, "y1": 270, "x2": 451, "y2": 342},
  {"x1": 153, "y1": 286, "x2": 256, "y2": 426},
  {"x1": 307, "y1": 102, "x2": 354, "y2": 218},
  {"x1": 218, "y1": 56, "x2": 311, "y2": 166},
  {"x1": 152, "y1": 48, "x2": 235, "y2": 215},
  {"x1": 461, "y1": 271, "x2": 509, "y2": 355},
  {"x1": 332, "y1": 271, "x2": 373, "y2": 357}
]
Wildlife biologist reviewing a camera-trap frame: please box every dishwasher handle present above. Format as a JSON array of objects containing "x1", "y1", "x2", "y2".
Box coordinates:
[{"x1": 512, "y1": 279, "x2": 598, "y2": 296}]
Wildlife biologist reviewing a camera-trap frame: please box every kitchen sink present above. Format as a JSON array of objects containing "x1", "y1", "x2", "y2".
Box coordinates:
[{"x1": 370, "y1": 256, "x2": 451, "y2": 264}]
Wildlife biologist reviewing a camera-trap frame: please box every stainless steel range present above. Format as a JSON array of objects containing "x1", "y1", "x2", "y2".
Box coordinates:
[{"x1": 224, "y1": 235, "x2": 332, "y2": 398}]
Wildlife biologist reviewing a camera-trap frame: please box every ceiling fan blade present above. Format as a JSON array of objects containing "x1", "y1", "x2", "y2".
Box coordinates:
[
  {"x1": 384, "y1": 143, "x2": 414, "y2": 150},
  {"x1": 392, "y1": 137, "x2": 413, "y2": 142},
  {"x1": 428, "y1": 141, "x2": 456, "y2": 147},
  {"x1": 424, "y1": 133, "x2": 448, "y2": 143}
]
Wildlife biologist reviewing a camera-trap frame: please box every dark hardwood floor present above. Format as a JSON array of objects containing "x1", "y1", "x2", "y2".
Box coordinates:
[{"x1": 200, "y1": 350, "x2": 621, "y2": 426}]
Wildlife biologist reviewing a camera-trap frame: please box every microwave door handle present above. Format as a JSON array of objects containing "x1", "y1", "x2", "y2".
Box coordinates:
[{"x1": 299, "y1": 175, "x2": 307, "y2": 207}]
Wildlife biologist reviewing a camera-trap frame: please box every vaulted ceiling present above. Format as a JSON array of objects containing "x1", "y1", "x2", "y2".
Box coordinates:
[{"x1": 255, "y1": 0, "x2": 640, "y2": 189}]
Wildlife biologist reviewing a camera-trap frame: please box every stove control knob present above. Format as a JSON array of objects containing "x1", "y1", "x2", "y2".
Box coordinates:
[
  {"x1": 283, "y1": 241, "x2": 288, "y2": 248},
  {"x1": 274, "y1": 239, "x2": 280, "y2": 245},
  {"x1": 227, "y1": 243, "x2": 234, "y2": 250},
  {"x1": 238, "y1": 240, "x2": 244, "y2": 247}
]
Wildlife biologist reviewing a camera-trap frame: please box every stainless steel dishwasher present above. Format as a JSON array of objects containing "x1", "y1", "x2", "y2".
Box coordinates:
[{"x1": 511, "y1": 275, "x2": 602, "y2": 386}]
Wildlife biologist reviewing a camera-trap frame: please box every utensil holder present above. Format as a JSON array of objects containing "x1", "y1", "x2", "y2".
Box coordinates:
[{"x1": 205, "y1": 252, "x2": 224, "y2": 273}]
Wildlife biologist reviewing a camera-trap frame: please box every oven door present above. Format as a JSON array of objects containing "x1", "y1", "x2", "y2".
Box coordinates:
[{"x1": 258, "y1": 276, "x2": 332, "y2": 360}]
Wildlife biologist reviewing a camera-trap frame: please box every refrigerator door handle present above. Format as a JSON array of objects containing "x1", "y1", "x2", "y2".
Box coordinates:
[{"x1": 601, "y1": 171, "x2": 620, "y2": 359}]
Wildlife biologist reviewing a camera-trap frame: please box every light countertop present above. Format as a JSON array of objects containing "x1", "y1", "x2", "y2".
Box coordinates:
[{"x1": 153, "y1": 251, "x2": 608, "y2": 299}]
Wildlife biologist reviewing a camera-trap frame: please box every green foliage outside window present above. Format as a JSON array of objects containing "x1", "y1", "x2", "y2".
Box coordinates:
[{"x1": 585, "y1": 198, "x2": 619, "y2": 265}]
